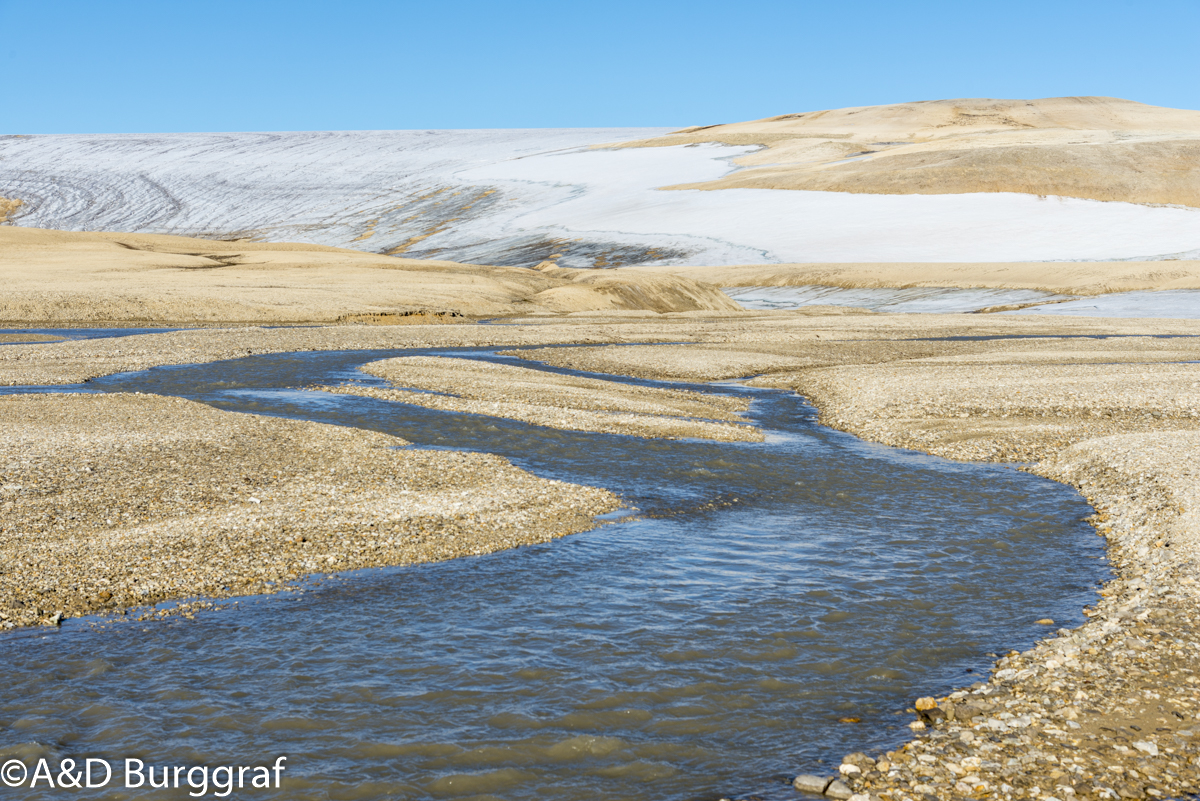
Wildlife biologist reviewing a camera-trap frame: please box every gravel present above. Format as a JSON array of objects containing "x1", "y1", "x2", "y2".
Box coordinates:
[
  {"x1": 508, "y1": 324, "x2": 1200, "y2": 799},
  {"x1": 318, "y1": 355, "x2": 761, "y2": 441},
  {"x1": 6, "y1": 315, "x2": 1200, "y2": 795},
  {"x1": 738, "y1": 339, "x2": 1200, "y2": 799},
  {"x1": 0, "y1": 393, "x2": 618, "y2": 629}
]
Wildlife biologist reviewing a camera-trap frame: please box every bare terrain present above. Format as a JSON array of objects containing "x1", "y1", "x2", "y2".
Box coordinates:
[
  {"x1": 609, "y1": 96, "x2": 1200, "y2": 208},
  {"x1": 319, "y1": 355, "x2": 761, "y2": 441},
  {"x1": 629, "y1": 261, "x2": 1200, "y2": 295},
  {"x1": 3, "y1": 310, "x2": 1200, "y2": 795},
  {"x1": 0, "y1": 393, "x2": 618, "y2": 629},
  {"x1": 0, "y1": 227, "x2": 739, "y2": 323}
]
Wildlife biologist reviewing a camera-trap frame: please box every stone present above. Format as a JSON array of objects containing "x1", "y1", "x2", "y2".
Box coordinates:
[
  {"x1": 918, "y1": 706, "x2": 947, "y2": 725},
  {"x1": 825, "y1": 779, "x2": 853, "y2": 799},
  {"x1": 839, "y1": 763, "x2": 862, "y2": 777},
  {"x1": 1132, "y1": 740, "x2": 1159, "y2": 756},
  {"x1": 915, "y1": 696, "x2": 938, "y2": 710},
  {"x1": 793, "y1": 774, "x2": 833, "y2": 794},
  {"x1": 1037, "y1": 618, "x2": 1056, "y2": 625},
  {"x1": 842, "y1": 752, "x2": 874, "y2": 767}
]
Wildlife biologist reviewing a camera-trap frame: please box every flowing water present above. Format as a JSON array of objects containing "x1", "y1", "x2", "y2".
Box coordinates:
[{"x1": 0, "y1": 346, "x2": 1108, "y2": 800}]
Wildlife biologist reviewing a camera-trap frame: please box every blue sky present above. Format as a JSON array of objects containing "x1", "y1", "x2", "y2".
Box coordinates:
[{"x1": 3, "y1": 0, "x2": 1197, "y2": 133}]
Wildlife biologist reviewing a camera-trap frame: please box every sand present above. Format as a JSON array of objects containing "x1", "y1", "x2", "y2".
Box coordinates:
[
  {"x1": 317, "y1": 355, "x2": 760, "y2": 441},
  {"x1": 0, "y1": 197, "x2": 21, "y2": 223},
  {"x1": 627, "y1": 261, "x2": 1200, "y2": 296},
  {"x1": 0, "y1": 227, "x2": 739, "y2": 323},
  {"x1": 607, "y1": 96, "x2": 1200, "y2": 208}
]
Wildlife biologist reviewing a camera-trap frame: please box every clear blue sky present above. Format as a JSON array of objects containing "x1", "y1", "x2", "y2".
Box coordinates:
[{"x1": 3, "y1": 0, "x2": 1197, "y2": 133}]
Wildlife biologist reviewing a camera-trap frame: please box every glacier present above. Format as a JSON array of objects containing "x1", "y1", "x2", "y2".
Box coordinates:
[{"x1": 3, "y1": 129, "x2": 1200, "y2": 267}]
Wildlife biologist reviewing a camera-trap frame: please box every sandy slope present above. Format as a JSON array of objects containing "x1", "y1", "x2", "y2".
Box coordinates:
[
  {"x1": 610, "y1": 97, "x2": 1200, "y2": 207},
  {"x1": 0, "y1": 227, "x2": 739, "y2": 323}
]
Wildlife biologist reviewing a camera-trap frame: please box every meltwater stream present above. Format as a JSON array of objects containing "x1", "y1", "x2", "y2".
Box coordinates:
[{"x1": 0, "y1": 347, "x2": 1108, "y2": 801}]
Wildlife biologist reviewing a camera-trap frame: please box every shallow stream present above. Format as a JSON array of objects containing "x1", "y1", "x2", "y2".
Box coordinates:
[{"x1": 0, "y1": 346, "x2": 1108, "y2": 800}]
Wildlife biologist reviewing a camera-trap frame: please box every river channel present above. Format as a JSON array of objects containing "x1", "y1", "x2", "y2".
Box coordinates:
[{"x1": 0, "y1": 345, "x2": 1108, "y2": 800}]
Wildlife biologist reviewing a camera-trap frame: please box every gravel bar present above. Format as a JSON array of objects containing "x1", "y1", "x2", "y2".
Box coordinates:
[
  {"x1": 0, "y1": 393, "x2": 618, "y2": 629},
  {"x1": 318, "y1": 355, "x2": 761, "y2": 442}
]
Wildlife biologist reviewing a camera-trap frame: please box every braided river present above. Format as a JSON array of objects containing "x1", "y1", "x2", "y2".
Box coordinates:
[{"x1": 0, "y1": 346, "x2": 1108, "y2": 800}]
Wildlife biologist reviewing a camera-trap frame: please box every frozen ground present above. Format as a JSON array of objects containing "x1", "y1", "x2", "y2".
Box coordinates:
[
  {"x1": 3, "y1": 131, "x2": 1200, "y2": 265},
  {"x1": 726, "y1": 286, "x2": 1200, "y2": 318},
  {"x1": 1006, "y1": 290, "x2": 1200, "y2": 319},
  {"x1": 723, "y1": 286, "x2": 1072, "y2": 314}
]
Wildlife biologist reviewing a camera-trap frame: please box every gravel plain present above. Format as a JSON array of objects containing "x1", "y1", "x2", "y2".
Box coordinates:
[{"x1": 6, "y1": 314, "x2": 1200, "y2": 799}]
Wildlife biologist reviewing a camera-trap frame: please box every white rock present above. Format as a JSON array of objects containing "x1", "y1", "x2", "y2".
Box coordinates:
[{"x1": 1132, "y1": 740, "x2": 1159, "y2": 756}]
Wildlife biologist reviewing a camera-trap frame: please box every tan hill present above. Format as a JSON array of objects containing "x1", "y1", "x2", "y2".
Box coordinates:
[
  {"x1": 0, "y1": 227, "x2": 740, "y2": 324},
  {"x1": 608, "y1": 96, "x2": 1200, "y2": 207}
]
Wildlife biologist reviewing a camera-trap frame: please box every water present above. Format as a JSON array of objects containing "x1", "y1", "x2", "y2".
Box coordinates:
[
  {"x1": 0, "y1": 347, "x2": 1107, "y2": 800},
  {"x1": 1004, "y1": 289, "x2": 1200, "y2": 319},
  {"x1": 723, "y1": 285, "x2": 1070, "y2": 314}
]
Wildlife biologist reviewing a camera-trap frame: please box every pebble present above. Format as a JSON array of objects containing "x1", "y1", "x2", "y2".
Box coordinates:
[{"x1": 0, "y1": 393, "x2": 618, "y2": 629}]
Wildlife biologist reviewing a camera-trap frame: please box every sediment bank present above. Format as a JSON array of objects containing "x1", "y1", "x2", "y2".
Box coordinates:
[
  {"x1": 0, "y1": 393, "x2": 618, "y2": 629},
  {"x1": 318, "y1": 355, "x2": 761, "y2": 441}
]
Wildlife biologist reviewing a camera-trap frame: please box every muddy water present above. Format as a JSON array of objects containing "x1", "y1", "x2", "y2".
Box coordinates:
[{"x1": 0, "y1": 348, "x2": 1107, "y2": 800}]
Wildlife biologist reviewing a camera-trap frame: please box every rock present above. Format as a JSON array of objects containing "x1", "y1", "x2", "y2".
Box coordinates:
[
  {"x1": 825, "y1": 779, "x2": 853, "y2": 799},
  {"x1": 1132, "y1": 740, "x2": 1159, "y2": 756},
  {"x1": 793, "y1": 774, "x2": 833, "y2": 794},
  {"x1": 915, "y1": 696, "x2": 938, "y2": 710},
  {"x1": 909, "y1": 720, "x2": 926, "y2": 731},
  {"x1": 838, "y1": 763, "x2": 862, "y2": 777},
  {"x1": 1037, "y1": 618, "x2": 1055, "y2": 625},
  {"x1": 49, "y1": 611, "x2": 63, "y2": 626},
  {"x1": 918, "y1": 706, "x2": 946, "y2": 725}
]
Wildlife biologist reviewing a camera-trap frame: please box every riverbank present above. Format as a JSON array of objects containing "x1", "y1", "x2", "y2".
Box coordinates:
[
  {"x1": 505, "y1": 329, "x2": 1200, "y2": 799},
  {"x1": 773, "y1": 356, "x2": 1200, "y2": 799},
  {"x1": 0, "y1": 393, "x2": 618, "y2": 629}
]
